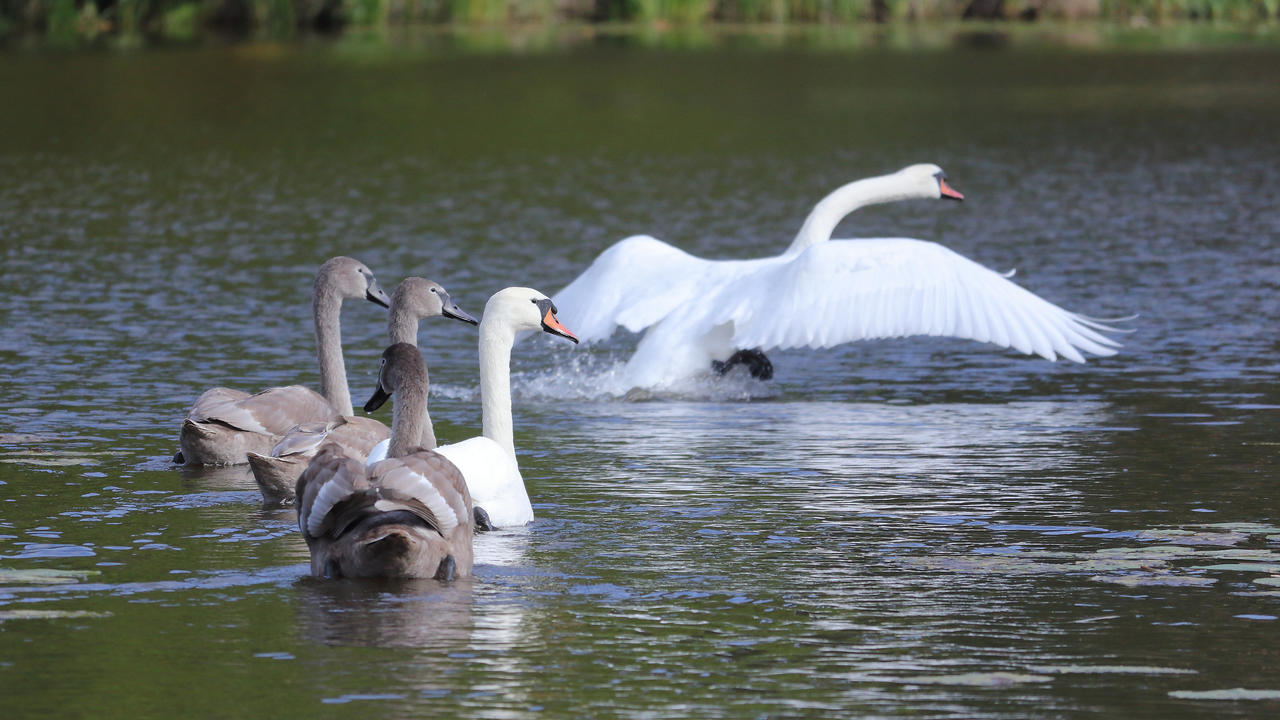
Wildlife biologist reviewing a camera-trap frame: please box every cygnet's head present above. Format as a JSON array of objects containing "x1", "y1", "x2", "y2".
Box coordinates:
[
  {"x1": 895, "y1": 163, "x2": 964, "y2": 202},
  {"x1": 392, "y1": 277, "x2": 478, "y2": 326},
  {"x1": 483, "y1": 287, "x2": 579, "y2": 344},
  {"x1": 363, "y1": 343, "x2": 428, "y2": 413},
  {"x1": 316, "y1": 256, "x2": 391, "y2": 308}
]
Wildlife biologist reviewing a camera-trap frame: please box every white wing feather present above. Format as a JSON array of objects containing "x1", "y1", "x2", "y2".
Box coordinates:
[
  {"x1": 553, "y1": 235, "x2": 718, "y2": 342},
  {"x1": 705, "y1": 238, "x2": 1120, "y2": 362}
]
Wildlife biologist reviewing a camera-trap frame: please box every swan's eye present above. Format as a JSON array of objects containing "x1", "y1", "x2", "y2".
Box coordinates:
[{"x1": 431, "y1": 288, "x2": 438, "y2": 294}]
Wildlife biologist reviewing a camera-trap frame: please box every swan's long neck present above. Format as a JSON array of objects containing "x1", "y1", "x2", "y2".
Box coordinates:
[
  {"x1": 388, "y1": 371, "x2": 435, "y2": 458},
  {"x1": 313, "y1": 287, "x2": 353, "y2": 416},
  {"x1": 785, "y1": 172, "x2": 917, "y2": 255},
  {"x1": 387, "y1": 305, "x2": 420, "y2": 346},
  {"x1": 477, "y1": 317, "x2": 516, "y2": 459},
  {"x1": 385, "y1": 308, "x2": 434, "y2": 451}
]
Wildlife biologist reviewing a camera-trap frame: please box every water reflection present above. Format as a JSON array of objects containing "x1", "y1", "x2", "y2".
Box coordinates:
[{"x1": 296, "y1": 577, "x2": 477, "y2": 648}]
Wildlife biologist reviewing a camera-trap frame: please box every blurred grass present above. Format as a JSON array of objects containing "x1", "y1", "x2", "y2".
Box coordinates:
[{"x1": 0, "y1": 0, "x2": 1275, "y2": 42}]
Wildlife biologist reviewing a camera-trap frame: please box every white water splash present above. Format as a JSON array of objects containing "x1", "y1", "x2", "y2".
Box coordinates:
[{"x1": 432, "y1": 351, "x2": 781, "y2": 403}]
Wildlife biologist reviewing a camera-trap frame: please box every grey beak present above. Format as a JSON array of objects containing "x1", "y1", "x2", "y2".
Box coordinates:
[
  {"x1": 443, "y1": 300, "x2": 478, "y2": 326},
  {"x1": 366, "y1": 280, "x2": 391, "y2": 309}
]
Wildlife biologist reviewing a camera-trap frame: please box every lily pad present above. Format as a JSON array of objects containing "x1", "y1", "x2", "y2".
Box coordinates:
[
  {"x1": 1134, "y1": 530, "x2": 1249, "y2": 547},
  {"x1": 0, "y1": 434, "x2": 58, "y2": 444},
  {"x1": 893, "y1": 672, "x2": 1052, "y2": 687},
  {"x1": 1199, "y1": 549, "x2": 1280, "y2": 561},
  {"x1": 0, "y1": 456, "x2": 97, "y2": 467},
  {"x1": 1169, "y1": 688, "x2": 1280, "y2": 701},
  {"x1": 1091, "y1": 546, "x2": 1194, "y2": 559},
  {"x1": 1030, "y1": 665, "x2": 1197, "y2": 675},
  {"x1": 1068, "y1": 558, "x2": 1170, "y2": 572},
  {"x1": 1195, "y1": 563, "x2": 1280, "y2": 573},
  {"x1": 0, "y1": 568, "x2": 99, "y2": 585},
  {"x1": 1091, "y1": 574, "x2": 1217, "y2": 588},
  {"x1": 0, "y1": 609, "x2": 110, "y2": 621},
  {"x1": 1201, "y1": 523, "x2": 1280, "y2": 535}
]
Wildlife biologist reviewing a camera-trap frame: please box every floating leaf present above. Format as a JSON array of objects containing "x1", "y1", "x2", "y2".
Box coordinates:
[
  {"x1": 893, "y1": 672, "x2": 1052, "y2": 687},
  {"x1": 0, "y1": 609, "x2": 110, "y2": 621},
  {"x1": 1200, "y1": 523, "x2": 1280, "y2": 535},
  {"x1": 1199, "y1": 549, "x2": 1280, "y2": 561},
  {"x1": 0, "y1": 568, "x2": 99, "y2": 585},
  {"x1": 1030, "y1": 665, "x2": 1197, "y2": 675},
  {"x1": 1133, "y1": 530, "x2": 1248, "y2": 547},
  {"x1": 1169, "y1": 688, "x2": 1280, "y2": 700},
  {"x1": 1091, "y1": 574, "x2": 1217, "y2": 587},
  {"x1": 0, "y1": 456, "x2": 96, "y2": 467},
  {"x1": 0, "y1": 434, "x2": 58, "y2": 444},
  {"x1": 1195, "y1": 563, "x2": 1280, "y2": 573}
]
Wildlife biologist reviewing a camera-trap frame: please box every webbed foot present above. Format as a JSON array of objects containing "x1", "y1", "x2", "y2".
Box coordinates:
[
  {"x1": 711, "y1": 348, "x2": 774, "y2": 380},
  {"x1": 473, "y1": 506, "x2": 494, "y2": 532},
  {"x1": 434, "y1": 555, "x2": 456, "y2": 582}
]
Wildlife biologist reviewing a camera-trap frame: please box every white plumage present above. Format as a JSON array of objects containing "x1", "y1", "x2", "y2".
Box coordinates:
[
  {"x1": 367, "y1": 287, "x2": 577, "y2": 529},
  {"x1": 553, "y1": 164, "x2": 1124, "y2": 390}
]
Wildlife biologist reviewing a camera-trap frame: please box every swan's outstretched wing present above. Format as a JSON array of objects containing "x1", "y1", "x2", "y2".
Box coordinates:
[
  {"x1": 711, "y1": 238, "x2": 1123, "y2": 363},
  {"x1": 553, "y1": 235, "x2": 718, "y2": 342}
]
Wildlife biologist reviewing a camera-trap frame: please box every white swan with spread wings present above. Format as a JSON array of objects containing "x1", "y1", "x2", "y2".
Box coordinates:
[{"x1": 553, "y1": 164, "x2": 1124, "y2": 390}]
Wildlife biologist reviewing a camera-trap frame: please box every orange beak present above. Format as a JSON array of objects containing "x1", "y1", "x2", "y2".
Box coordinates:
[
  {"x1": 939, "y1": 178, "x2": 964, "y2": 201},
  {"x1": 542, "y1": 308, "x2": 579, "y2": 344}
]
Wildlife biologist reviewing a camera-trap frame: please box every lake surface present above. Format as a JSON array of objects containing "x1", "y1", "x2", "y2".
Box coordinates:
[{"x1": 2, "y1": 29, "x2": 1279, "y2": 718}]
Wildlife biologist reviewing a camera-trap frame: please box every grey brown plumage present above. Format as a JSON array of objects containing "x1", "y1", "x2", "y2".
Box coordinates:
[
  {"x1": 249, "y1": 416, "x2": 390, "y2": 504},
  {"x1": 176, "y1": 257, "x2": 391, "y2": 466},
  {"x1": 296, "y1": 438, "x2": 472, "y2": 580},
  {"x1": 247, "y1": 277, "x2": 475, "y2": 500},
  {"x1": 294, "y1": 344, "x2": 473, "y2": 580},
  {"x1": 181, "y1": 386, "x2": 340, "y2": 466}
]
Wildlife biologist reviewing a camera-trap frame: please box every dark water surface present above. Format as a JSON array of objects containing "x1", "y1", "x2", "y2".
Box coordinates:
[{"x1": 2, "y1": 33, "x2": 1279, "y2": 718}]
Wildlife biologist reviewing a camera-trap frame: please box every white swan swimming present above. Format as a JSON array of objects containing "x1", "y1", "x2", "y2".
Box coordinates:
[
  {"x1": 366, "y1": 287, "x2": 579, "y2": 529},
  {"x1": 552, "y1": 164, "x2": 1125, "y2": 391}
]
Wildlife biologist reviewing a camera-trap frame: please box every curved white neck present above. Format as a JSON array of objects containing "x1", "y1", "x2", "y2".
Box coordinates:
[
  {"x1": 785, "y1": 172, "x2": 917, "y2": 255},
  {"x1": 477, "y1": 317, "x2": 516, "y2": 459},
  {"x1": 312, "y1": 289, "x2": 352, "y2": 416}
]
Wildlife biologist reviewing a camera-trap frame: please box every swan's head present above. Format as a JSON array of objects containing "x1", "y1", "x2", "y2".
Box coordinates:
[
  {"x1": 363, "y1": 343, "x2": 427, "y2": 413},
  {"x1": 317, "y1": 256, "x2": 392, "y2": 308},
  {"x1": 483, "y1": 287, "x2": 579, "y2": 344},
  {"x1": 896, "y1": 164, "x2": 964, "y2": 202},
  {"x1": 392, "y1": 277, "x2": 478, "y2": 326}
]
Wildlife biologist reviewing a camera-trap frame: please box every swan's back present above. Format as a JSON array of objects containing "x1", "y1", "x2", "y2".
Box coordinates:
[
  {"x1": 297, "y1": 445, "x2": 473, "y2": 580},
  {"x1": 188, "y1": 385, "x2": 338, "y2": 436},
  {"x1": 364, "y1": 433, "x2": 534, "y2": 528}
]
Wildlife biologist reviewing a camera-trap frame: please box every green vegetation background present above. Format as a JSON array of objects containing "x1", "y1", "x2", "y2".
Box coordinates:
[{"x1": 1, "y1": 0, "x2": 1277, "y2": 43}]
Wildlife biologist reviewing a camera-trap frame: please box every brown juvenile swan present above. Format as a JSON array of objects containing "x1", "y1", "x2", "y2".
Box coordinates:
[
  {"x1": 296, "y1": 343, "x2": 473, "y2": 581},
  {"x1": 249, "y1": 277, "x2": 476, "y2": 503},
  {"x1": 176, "y1": 257, "x2": 391, "y2": 466}
]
